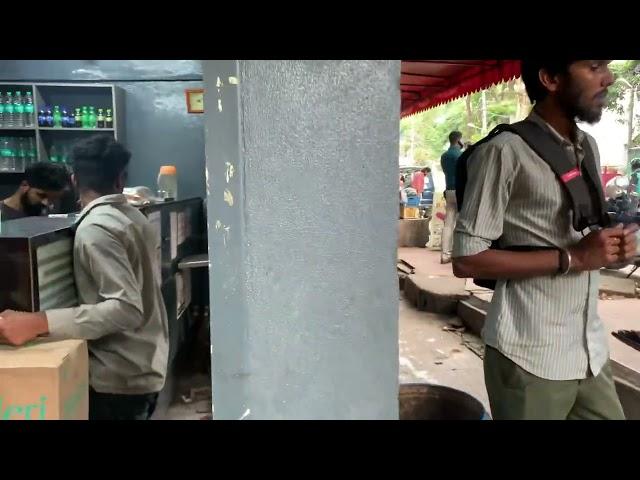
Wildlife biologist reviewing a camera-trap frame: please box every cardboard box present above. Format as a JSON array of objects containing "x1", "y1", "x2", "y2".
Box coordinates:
[
  {"x1": 400, "y1": 206, "x2": 420, "y2": 219},
  {"x1": 0, "y1": 339, "x2": 88, "y2": 420}
]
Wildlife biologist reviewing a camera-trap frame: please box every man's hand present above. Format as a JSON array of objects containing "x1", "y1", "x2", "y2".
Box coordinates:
[
  {"x1": 569, "y1": 224, "x2": 637, "y2": 272},
  {"x1": 0, "y1": 310, "x2": 49, "y2": 346},
  {"x1": 619, "y1": 224, "x2": 639, "y2": 263}
]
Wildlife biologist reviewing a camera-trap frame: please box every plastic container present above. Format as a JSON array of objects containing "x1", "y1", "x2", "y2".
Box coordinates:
[
  {"x1": 157, "y1": 165, "x2": 178, "y2": 201},
  {"x1": 405, "y1": 195, "x2": 421, "y2": 207}
]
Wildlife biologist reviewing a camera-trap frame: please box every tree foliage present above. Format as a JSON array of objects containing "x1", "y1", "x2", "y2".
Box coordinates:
[
  {"x1": 605, "y1": 60, "x2": 640, "y2": 147},
  {"x1": 400, "y1": 79, "x2": 530, "y2": 166},
  {"x1": 400, "y1": 61, "x2": 640, "y2": 168}
]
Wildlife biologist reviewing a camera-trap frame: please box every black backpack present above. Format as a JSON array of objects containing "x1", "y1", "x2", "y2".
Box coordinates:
[{"x1": 455, "y1": 119, "x2": 610, "y2": 290}]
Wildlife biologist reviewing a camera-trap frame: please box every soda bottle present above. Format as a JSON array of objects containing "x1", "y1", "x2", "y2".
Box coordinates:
[
  {"x1": 16, "y1": 138, "x2": 27, "y2": 171},
  {"x1": 53, "y1": 106, "x2": 62, "y2": 128},
  {"x1": 13, "y1": 92, "x2": 24, "y2": 127},
  {"x1": 45, "y1": 108, "x2": 53, "y2": 127},
  {"x1": 27, "y1": 137, "x2": 37, "y2": 166},
  {"x1": 0, "y1": 137, "x2": 11, "y2": 171},
  {"x1": 81, "y1": 106, "x2": 89, "y2": 128},
  {"x1": 75, "y1": 107, "x2": 82, "y2": 128},
  {"x1": 4, "y1": 92, "x2": 14, "y2": 127},
  {"x1": 0, "y1": 93, "x2": 4, "y2": 128},
  {"x1": 97, "y1": 108, "x2": 105, "y2": 128},
  {"x1": 88, "y1": 106, "x2": 97, "y2": 129},
  {"x1": 50, "y1": 145, "x2": 59, "y2": 163},
  {"x1": 24, "y1": 92, "x2": 35, "y2": 127}
]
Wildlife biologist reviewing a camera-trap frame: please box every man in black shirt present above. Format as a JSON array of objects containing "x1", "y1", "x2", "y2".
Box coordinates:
[{"x1": 0, "y1": 162, "x2": 69, "y2": 221}]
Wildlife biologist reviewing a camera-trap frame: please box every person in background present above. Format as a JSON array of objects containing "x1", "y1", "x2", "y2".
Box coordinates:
[
  {"x1": 629, "y1": 158, "x2": 640, "y2": 195},
  {"x1": 440, "y1": 131, "x2": 464, "y2": 264},
  {"x1": 423, "y1": 167, "x2": 434, "y2": 194},
  {"x1": 411, "y1": 167, "x2": 430, "y2": 197},
  {"x1": 0, "y1": 162, "x2": 69, "y2": 221},
  {"x1": 0, "y1": 135, "x2": 169, "y2": 420}
]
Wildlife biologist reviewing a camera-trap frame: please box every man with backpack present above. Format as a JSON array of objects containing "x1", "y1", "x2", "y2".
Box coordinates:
[{"x1": 452, "y1": 60, "x2": 638, "y2": 420}]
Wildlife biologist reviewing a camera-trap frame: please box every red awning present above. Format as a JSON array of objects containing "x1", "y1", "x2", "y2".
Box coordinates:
[{"x1": 401, "y1": 60, "x2": 522, "y2": 117}]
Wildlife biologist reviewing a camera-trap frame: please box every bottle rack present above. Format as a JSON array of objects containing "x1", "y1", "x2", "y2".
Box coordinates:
[{"x1": 0, "y1": 82, "x2": 125, "y2": 173}]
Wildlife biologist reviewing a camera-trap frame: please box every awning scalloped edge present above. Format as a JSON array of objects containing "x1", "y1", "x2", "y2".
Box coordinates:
[{"x1": 401, "y1": 61, "x2": 522, "y2": 119}]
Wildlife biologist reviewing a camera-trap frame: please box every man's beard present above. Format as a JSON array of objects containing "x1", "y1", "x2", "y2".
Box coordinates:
[
  {"x1": 558, "y1": 80, "x2": 605, "y2": 125},
  {"x1": 20, "y1": 192, "x2": 46, "y2": 216}
]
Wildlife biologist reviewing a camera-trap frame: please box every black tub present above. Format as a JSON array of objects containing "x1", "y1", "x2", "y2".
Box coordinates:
[{"x1": 399, "y1": 383, "x2": 490, "y2": 420}]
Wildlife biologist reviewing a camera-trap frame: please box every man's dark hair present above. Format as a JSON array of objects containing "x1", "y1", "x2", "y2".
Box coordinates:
[
  {"x1": 449, "y1": 131, "x2": 462, "y2": 144},
  {"x1": 72, "y1": 135, "x2": 131, "y2": 195},
  {"x1": 24, "y1": 162, "x2": 69, "y2": 191},
  {"x1": 632, "y1": 158, "x2": 640, "y2": 171},
  {"x1": 521, "y1": 59, "x2": 579, "y2": 104},
  {"x1": 422, "y1": 167, "x2": 431, "y2": 173}
]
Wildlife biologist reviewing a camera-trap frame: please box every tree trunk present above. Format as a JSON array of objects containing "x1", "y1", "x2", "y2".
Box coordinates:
[
  {"x1": 628, "y1": 86, "x2": 636, "y2": 149},
  {"x1": 481, "y1": 90, "x2": 488, "y2": 135},
  {"x1": 464, "y1": 95, "x2": 472, "y2": 140},
  {"x1": 409, "y1": 124, "x2": 416, "y2": 165},
  {"x1": 513, "y1": 78, "x2": 531, "y2": 121}
]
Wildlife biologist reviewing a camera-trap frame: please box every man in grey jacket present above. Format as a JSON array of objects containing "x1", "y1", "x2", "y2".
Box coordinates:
[{"x1": 0, "y1": 135, "x2": 169, "y2": 420}]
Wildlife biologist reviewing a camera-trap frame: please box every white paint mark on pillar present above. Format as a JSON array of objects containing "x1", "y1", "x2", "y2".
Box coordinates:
[
  {"x1": 215, "y1": 220, "x2": 231, "y2": 246},
  {"x1": 223, "y1": 226, "x2": 230, "y2": 246},
  {"x1": 205, "y1": 167, "x2": 211, "y2": 196},
  {"x1": 223, "y1": 189, "x2": 234, "y2": 207},
  {"x1": 239, "y1": 409, "x2": 251, "y2": 420},
  {"x1": 218, "y1": 98, "x2": 223, "y2": 112},
  {"x1": 216, "y1": 77, "x2": 223, "y2": 88},
  {"x1": 225, "y1": 162, "x2": 235, "y2": 183},
  {"x1": 228, "y1": 76, "x2": 239, "y2": 85}
]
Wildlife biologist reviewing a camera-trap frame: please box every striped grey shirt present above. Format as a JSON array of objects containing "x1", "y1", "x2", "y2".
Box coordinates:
[{"x1": 453, "y1": 111, "x2": 607, "y2": 381}]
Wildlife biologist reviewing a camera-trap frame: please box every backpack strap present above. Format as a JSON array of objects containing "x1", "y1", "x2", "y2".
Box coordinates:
[
  {"x1": 508, "y1": 120, "x2": 609, "y2": 229},
  {"x1": 580, "y1": 137, "x2": 611, "y2": 227},
  {"x1": 455, "y1": 123, "x2": 511, "y2": 209}
]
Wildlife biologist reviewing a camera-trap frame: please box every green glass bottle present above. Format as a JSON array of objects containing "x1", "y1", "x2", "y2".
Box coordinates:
[
  {"x1": 88, "y1": 107, "x2": 97, "y2": 129},
  {"x1": 53, "y1": 106, "x2": 62, "y2": 128},
  {"x1": 81, "y1": 106, "x2": 89, "y2": 128},
  {"x1": 50, "y1": 145, "x2": 59, "y2": 163}
]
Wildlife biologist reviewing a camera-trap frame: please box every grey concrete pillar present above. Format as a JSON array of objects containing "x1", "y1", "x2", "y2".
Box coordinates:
[{"x1": 203, "y1": 60, "x2": 400, "y2": 419}]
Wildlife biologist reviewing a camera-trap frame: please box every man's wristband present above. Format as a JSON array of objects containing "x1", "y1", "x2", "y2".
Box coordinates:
[{"x1": 558, "y1": 248, "x2": 572, "y2": 276}]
